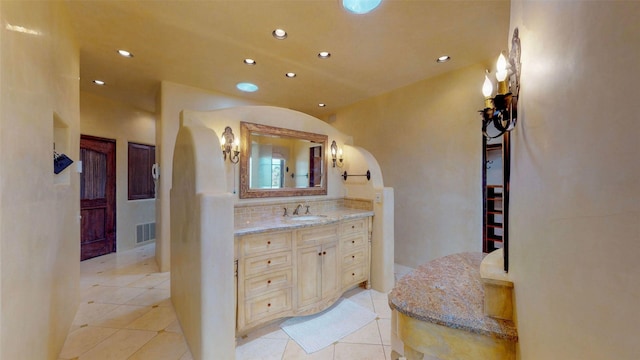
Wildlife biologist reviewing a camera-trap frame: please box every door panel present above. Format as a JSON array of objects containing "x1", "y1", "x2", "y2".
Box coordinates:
[
  {"x1": 80, "y1": 135, "x2": 116, "y2": 261},
  {"x1": 321, "y1": 242, "x2": 339, "y2": 298},
  {"x1": 296, "y1": 246, "x2": 322, "y2": 308}
]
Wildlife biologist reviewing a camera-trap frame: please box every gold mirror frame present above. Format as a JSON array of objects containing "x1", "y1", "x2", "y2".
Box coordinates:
[{"x1": 239, "y1": 122, "x2": 328, "y2": 199}]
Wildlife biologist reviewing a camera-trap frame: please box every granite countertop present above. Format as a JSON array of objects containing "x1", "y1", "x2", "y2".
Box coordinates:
[
  {"x1": 388, "y1": 252, "x2": 518, "y2": 342},
  {"x1": 234, "y1": 208, "x2": 374, "y2": 236}
]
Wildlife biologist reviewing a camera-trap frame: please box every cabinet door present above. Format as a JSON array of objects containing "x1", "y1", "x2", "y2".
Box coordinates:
[
  {"x1": 321, "y1": 242, "x2": 339, "y2": 299},
  {"x1": 296, "y1": 246, "x2": 322, "y2": 308}
]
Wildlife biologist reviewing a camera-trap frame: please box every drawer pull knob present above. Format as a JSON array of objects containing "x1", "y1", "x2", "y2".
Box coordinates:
[
  {"x1": 267, "y1": 260, "x2": 271, "y2": 264},
  {"x1": 323, "y1": 251, "x2": 326, "y2": 255},
  {"x1": 318, "y1": 252, "x2": 322, "y2": 256},
  {"x1": 267, "y1": 303, "x2": 271, "y2": 307},
  {"x1": 352, "y1": 255, "x2": 355, "y2": 259},
  {"x1": 352, "y1": 273, "x2": 355, "y2": 276},
  {"x1": 267, "y1": 241, "x2": 271, "y2": 245},
  {"x1": 352, "y1": 240, "x2": 355, "y2": 244},
  {"x1": 352, "y1": 225, "x2": 355, "y2": 229},
  {"x1": 267, "y1": 280, "x2": 271, "y2": 284}
]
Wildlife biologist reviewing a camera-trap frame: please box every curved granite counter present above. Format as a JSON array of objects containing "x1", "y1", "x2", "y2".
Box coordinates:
[
  {"x1": 234, "y1": 208, "x2": 374, "y2": 235},
  {"x1": 388, "y1": 252, "x2": 518, "y2": 342}
]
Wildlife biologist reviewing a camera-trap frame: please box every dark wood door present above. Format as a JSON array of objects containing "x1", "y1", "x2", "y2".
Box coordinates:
[{"x1": 80, "y1": 135, "x2": 116, "y2": 261}]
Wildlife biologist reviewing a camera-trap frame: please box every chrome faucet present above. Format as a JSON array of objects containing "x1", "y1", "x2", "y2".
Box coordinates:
[{"x1": 293, "y1": 203, "x2": 303, "y2": 215}]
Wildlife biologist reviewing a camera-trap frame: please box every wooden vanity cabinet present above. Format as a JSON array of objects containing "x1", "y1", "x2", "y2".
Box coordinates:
[
  {"x1": 340, "y1": 218, "x2": 371, "y2": 291},
  {"x1": 295, "y1": 225, "x2": 339, "y2": 313},
  {"x1": 235, "y1": 216, "x2": 371, "y2": 335},
  {"x1": 236, "y1": 230, "x2": 294, "y2": 332}
]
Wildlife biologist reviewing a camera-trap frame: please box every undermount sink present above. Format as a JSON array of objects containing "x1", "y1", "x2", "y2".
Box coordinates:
[{"x1": 288, "y1": 215, "x2": 328, "y2": 221}]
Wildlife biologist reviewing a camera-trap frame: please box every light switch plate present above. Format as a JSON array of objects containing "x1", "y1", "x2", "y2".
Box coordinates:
[
  {"x1": 76, "y1": 161, "x2": 83, "y2": 173},
  {"x1": 375, "y1": 192, "x2": 382, "y2": 203}
]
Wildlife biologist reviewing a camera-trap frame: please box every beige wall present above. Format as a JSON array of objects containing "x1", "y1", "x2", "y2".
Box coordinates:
[
  {"x1": 0, "y1": 1, "x2": 80, "y2": 358},
  {"x1": 156, "y1": 81, "x2": 265, "y2": 271},
  {"x1": 331, "y1": 64, "x2": 487, "y2": 268},
  {"x1": 509, "y1": 2, "x2": 640, "y2": 358},
  {"x1": 80, "y1": 92, "x2": 156, "y2": 252}
]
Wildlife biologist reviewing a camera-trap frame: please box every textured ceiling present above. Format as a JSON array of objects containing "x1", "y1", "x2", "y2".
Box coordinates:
[{"x1": 66, "y1": 0, "x2": 510, "y2": 117}]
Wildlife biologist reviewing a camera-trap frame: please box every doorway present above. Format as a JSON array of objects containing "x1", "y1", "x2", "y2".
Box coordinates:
[
  {"x1": 80, "y1": 135, "x2": 116, "y2": 261},
  {"x1": 309, "y1": 146, "x2": 322, "y2": 187}
]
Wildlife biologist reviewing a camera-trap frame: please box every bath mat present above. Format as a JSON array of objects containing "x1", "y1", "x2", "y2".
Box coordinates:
[{"x1": 280, "y1": 298, "x2": 377, "y2": 353}]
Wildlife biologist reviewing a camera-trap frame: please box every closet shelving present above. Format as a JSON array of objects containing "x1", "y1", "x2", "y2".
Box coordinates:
[{"x1": 483, "y1": 142, "x2": 504, "y2": 253}]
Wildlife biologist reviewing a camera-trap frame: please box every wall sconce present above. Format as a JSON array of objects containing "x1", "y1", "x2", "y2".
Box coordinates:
[
  {"x1": 221, "y1": 126, "x2": 239, "y2": 164},
  {"x1": 481, "y1": 28, "x2": 521, "y2": 138},
  {"x1": 330, "y1": 140, "x2": 344, "y2": 168}
]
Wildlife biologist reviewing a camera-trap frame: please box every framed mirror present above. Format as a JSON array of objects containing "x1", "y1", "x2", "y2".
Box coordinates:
[{"x1": 239, "y1": 122, "x2": 328, "y2": 199}]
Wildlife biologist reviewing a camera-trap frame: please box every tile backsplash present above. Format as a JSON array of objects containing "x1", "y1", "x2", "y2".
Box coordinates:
[{"x1": 234, "y1": 197, "x2": 372, "y2": 224}]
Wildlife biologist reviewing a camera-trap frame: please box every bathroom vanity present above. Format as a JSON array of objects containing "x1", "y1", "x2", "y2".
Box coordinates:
[
  {"x1": 234, "y1": 207, "x2": 373, "y2": 335},
  {"x1": 170, "y1": 107, "x2": 394, "y2": 359}
]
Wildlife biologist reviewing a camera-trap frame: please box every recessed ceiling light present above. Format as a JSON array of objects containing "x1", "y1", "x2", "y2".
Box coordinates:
[
  {"x1": 93, "y1": 80, "x2": 105, "y2": 86},
  {"x1": 436, "y1": 55, "x2": 451, "y2": 63},
  {"x1": 318, "y1": 51, "x2": 331, "y2": 59},
  {"x1": 243, "y1": 58, "x2": 256, "y2": 65},
  {"x1": 117, "y1": 49, "x2": 133, "y2": 58},
  {"x1": 285, "y1": 72, "x2": 296, "y2": 78},
  {"x1": 236, "y1": 82, "x2": 259, "y2": 92},
  {"x1": 272, "y1": 28, "x2": 287, "y2": 40},
  {"x1": 318, "y1": 103, "x2": 327, "y2": 107},
  {"x1": 342, "y1": 0, "x2": 383, "y2": 14}
]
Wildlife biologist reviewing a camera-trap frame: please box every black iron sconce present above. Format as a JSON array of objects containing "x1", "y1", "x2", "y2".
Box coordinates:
[
  {"x1": 221, "y1": 126, "x2": 239, "y2": 164},
  {"x1": 481, "y1": 28, "x2": 522, "y2": 139},
  {"x1": 330, "y1": 140, "x2": 344, "y2": 168}
]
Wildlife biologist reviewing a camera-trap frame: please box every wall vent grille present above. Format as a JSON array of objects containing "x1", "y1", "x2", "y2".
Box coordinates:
[{"x1": 136, "y1": 222, "x2": 156, "y2": 244}]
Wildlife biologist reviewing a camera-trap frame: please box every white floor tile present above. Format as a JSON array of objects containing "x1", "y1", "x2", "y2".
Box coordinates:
[
  {"x1": 339, "y1": 320, "x2": 383, "y2": 345},
  {"x1": 128, "y1": 331, "x2": 188, "y2": 360},
  {"x1": 282, "y1": 339, "x2": 335, "y2": 359},
  {"x1": 377, "y1": 318, "x2": 392, "y2": 346},
  {"x1": 235, "y1": 337, "x2": 289, "y2": 360},
  {"x1": 125, "y1": 288, "x2": 171, "y2": 306},
  {"x1": 125, "y1": 306, "x2": 177, "y2": 331},
  {"x1": 90, "y1": 304, "x2": 152, "y2": 328},
  {"x1": 334, "y1": 343, "x2": 386, "y2": 360},
  {"x1": 58, "y1": 326, "x2": 119, "y2": 359},
  {"x1": 78, "y1": 328, "x2": 157, "y2": 360},
  {"x1": 72, "y1": 302, "x2": 120, "y2": 325}
]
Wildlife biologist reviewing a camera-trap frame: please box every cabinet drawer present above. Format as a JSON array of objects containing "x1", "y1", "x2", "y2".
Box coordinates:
[
  {"x1": 244, "y1": 288, "x2": 292, "y2": 324},
  {"x1": 341, "y1": 218, "x2": 367, "y2": 236},
  {"x1": 340, "y1": 233, "x2": 367, "y2": 252},
  {"x1": 342, "y1": 265, "x2": 367, "y2": 288},
  {"x1": 341, "y1": 248, "x2": 367, "y2": 268},
  {"x1": 296, "y1": 224, "x2": 338, "y2": 247},
  {"x1": 244, "y1": 269, "x2": 293, "y2": 299},
  {"x1": 244, "y1": 251, "x2": 292, "y2": 276},
  {"x1": 241, "y1": 231, "x2": 292, "y2": 256}
]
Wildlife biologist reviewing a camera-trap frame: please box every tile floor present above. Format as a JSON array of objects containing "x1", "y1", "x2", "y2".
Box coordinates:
[{"x1": 59, "y1": 243, "x2": 405, "y2": 360}]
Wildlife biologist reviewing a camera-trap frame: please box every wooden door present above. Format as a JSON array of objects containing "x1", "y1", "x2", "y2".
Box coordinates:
[{"x1": 80, "y1": 135, "x2": 116, "y2": 261}]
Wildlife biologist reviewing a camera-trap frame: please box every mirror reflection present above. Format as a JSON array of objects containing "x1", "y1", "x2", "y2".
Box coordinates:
[{"x1": 239, "y1": 122, "x2": 328, "y2": 199}]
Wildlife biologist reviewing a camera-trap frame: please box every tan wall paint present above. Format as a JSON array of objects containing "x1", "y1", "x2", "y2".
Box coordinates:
[
  {"x1": 509, "y1": 2, "x2": 640, "y2": 358},
  {"x1": 331, "y1": 64, "x2": 487, "y2": 268},
  {"x1": 156, "y1": 81, "x2": 265, "y2": 271},
  {"x1": 80, "y1": 92, "x2": 156, "y2": 252},
  {"x1": 0, "y1": 1, "x2": 80, "y2": 358}
]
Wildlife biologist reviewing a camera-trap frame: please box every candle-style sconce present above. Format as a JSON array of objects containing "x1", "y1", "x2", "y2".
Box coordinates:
[
  {"x1": 330, "y1": 140, "x2": 344, "y2": 168},
  {"x1": 221, "y1": 126, "x2": 239, "y2": 164},
  {"x1": 480, "y1": 28, "x2": 521, "y2": 139}
]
